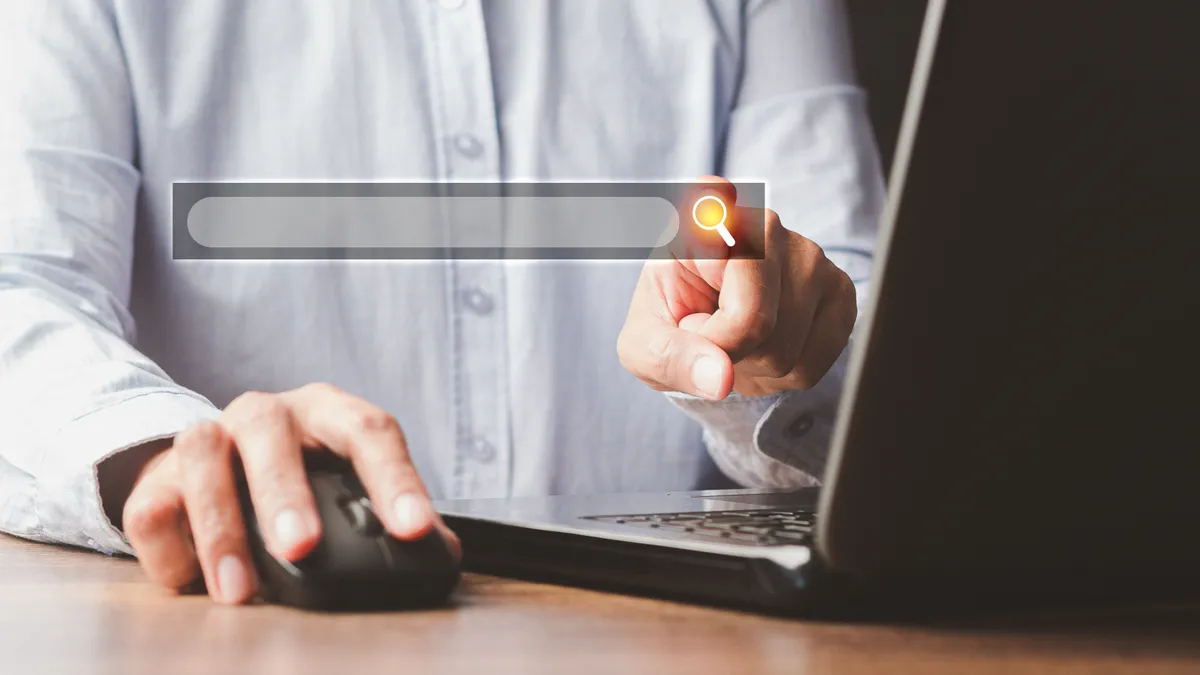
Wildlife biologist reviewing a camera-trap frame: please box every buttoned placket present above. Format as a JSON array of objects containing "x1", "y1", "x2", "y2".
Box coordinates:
[{"x1": 425, "y1": 0, "x2": 512, "y2": 498}]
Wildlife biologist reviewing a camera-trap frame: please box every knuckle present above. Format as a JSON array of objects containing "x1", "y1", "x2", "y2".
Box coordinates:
[
  {"x1": 124, "y1": 491, "x2": 180, "y2": 541},
  {"x1": 829, "y1": 264, "x2": 851, "y2": 291},
  {"x1": 300, "y1": 381, "x2": 342, "y2": 397},
  {"x1": 813, "y1": 239, "x2": 829, "y2": 261},
  {"x1": 190, "y1": 510, "x2": 239, "y2": 551},
  {"x1": 175, "y1": 420, "x2": 228, "y2": 456},
  {"x1": 350, "y1": 407, "x2": 402, "y2": 436},
  {"x1": 233, "y1": 391, "x2": 288, "y2": 422},
  {"x1": 229, "y1": 390, "x2": 268, "y2": 409}
]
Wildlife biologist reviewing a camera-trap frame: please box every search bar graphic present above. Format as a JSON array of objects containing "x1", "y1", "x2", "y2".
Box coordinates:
[
  {"x1": 186, "y1": 196, "x2": 677, "y2": 249},
  {"x1": 173, "y1": 182, "x2": 766, "y2": 260}
]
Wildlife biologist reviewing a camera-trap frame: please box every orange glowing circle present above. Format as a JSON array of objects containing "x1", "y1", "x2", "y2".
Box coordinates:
[{"x1": 693, "y1": 196, "x2": 726, "y2": 229}]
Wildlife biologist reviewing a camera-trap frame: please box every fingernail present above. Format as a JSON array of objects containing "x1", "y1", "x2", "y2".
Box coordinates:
[
  {"x1": 216, "y1": 555, "x2": 253, "y2": 604},
  {"x1": 692, "y1": 355, "x2": 725, "y2": 399},
  {"x1": 392, "y1": 494, "x2": 433, "y2": 538},
  {"x1": 273, "y1": 509, "x2": 309, "y2": 554}
]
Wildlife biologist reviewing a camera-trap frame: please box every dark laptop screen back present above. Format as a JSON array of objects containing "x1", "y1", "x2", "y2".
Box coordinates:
[{"x1": 820, "y1": 0, "x2": 1200, "y2": 576}]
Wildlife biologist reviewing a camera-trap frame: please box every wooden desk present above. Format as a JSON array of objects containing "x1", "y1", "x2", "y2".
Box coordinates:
[{"x1": 2, "y1": 536, "x2": 1198, "y2": 674}]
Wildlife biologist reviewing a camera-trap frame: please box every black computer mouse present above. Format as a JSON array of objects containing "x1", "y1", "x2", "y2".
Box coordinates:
[{"x1": 234, "y1": 452, "x2": 460, "y2": 611}]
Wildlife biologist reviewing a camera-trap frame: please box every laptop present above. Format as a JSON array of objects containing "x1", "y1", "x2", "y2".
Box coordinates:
[{"x1": 436, "y1": 0, "x2": 1200, "y2": 615}]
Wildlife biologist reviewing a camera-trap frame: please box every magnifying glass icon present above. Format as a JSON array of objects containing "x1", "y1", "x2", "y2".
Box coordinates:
[{"x1": 692, "y1": 195, "x2": 735, "y2": 247}]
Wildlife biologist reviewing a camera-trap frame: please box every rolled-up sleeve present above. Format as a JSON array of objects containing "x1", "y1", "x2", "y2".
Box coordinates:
[
  {"x1": 0, "y1": 0, "x2": 218, "y2": 555},
  {"x1": 670, "y1": 0, "x2": 884, "y2": 487}
]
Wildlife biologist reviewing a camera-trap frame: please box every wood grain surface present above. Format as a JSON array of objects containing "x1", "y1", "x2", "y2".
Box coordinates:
[{"x1": 2, "y1": 535, "x2": 1198, "y2": 675}]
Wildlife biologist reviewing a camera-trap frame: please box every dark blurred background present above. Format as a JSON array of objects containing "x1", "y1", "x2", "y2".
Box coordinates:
[{"x1": 846, "y1": 0, "x2": 928, "y2": 172}]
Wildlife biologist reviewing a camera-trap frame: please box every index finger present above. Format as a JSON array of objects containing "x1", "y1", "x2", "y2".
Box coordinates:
[
  {"x1": 670, "y1": 177, "x2": 740, "y2": 262},
  {"x1": 688, "y1": 175, "x2": 738, "y2": 206},
  {"x1": 282, "y1": 384, "x2": 436, "y2": 541},
  {"x1": 221, "y1": 392, "x2": 322, "y2": 562},
  {"x1": 694, "y1": 207, "x2": 783, "y2": 359}
]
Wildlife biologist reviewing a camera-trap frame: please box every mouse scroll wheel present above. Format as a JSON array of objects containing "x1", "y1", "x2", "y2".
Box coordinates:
[{"x1": 338, "y1": 496, "x2": 385, "y2": 537}]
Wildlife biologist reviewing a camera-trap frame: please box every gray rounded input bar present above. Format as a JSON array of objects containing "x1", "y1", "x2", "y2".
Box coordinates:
[{"x1": 186, "y1": 196, "x2": 680, "y2": 249}]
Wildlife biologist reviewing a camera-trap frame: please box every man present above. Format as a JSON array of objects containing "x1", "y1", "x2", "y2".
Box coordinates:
[{"x1": 0, "y1": 0, "x2": 882, "y2": 604}]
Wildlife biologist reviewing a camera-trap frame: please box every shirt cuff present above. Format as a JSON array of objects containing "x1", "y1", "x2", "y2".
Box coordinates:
[
  {"x1": 34, "y1": 390, "x2": 219, "y2": 556},
  {"x1": 665, "y1": 349, "x2": 849, "y2": 487}
]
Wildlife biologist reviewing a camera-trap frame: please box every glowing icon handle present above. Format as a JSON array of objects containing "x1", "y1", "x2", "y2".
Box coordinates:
[{"x1": 692, "y1": 195, "x2": 735, "y2": 247}]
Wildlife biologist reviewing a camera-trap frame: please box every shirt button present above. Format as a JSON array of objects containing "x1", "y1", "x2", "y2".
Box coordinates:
[
  {"x1": 453, "y1": 133, "x2": 484, "y2": 159},
  {"x1": 469, "y1": 437, "x2": 497, "y2": 463},
  {"x1": 786, "y1": 412, "x2": 815, "y2": 439},
  {"x1": 438, "y1": 0, "x2": 465, "y2": 10},
  {"x1": 461, "y1": 287, "x2": 495, "y2": 315}
]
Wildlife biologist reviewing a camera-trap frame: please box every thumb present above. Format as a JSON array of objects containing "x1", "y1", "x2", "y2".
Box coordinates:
[
  {"x1": 677, "y1": 313, "x2": 735, "y2": 400},
  {"x1": 622, "y1": 320, "x2": 734, "y2": 401},
  {"x1": 664, "y1": 327, "x2": 735, "y2": 401}
]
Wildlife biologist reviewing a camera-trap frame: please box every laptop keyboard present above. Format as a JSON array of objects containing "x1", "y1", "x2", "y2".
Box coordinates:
[{"x1": 584, "y1": 508, "x2": 816, "y2": 547}]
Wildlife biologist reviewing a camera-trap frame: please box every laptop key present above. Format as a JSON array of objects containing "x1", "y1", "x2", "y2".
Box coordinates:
[
  {"x1": 590, "y1": 509, "x2": 819, "y2": 546},
  {"x1": 725, "y1": 532, "x2": 774, "y2": 544},
  {"x1": 697, "y1": 516, "x2": 753, "y2": 524}
]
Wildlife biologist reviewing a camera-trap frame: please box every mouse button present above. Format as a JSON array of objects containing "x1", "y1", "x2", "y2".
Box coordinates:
[
  {"x1": 307, "y1": 470, "x2": 355, "y2": 498},
  {"x1": 294, "y1": 481, "x2": 379, "y2": 571},
  {"x1": 336, "y1": 495, "x2": 385, "y2": 537},
  {"x1": 302, "y1": 520, "x2": 390, "y2": 579}
]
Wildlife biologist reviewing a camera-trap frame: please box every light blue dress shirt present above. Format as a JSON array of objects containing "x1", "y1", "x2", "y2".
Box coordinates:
[{"x1": 0, "y1": 0, "x2": 883, "y2": 556}]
